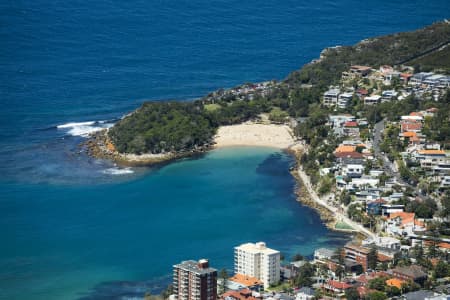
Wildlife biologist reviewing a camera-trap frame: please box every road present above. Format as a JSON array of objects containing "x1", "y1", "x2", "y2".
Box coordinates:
[
  {"x1": 372, "y1": 119, "x2": 424, "y2": 200},
  {"x1": 373, "y1": 119, "x2": 405, "y2": 185}
]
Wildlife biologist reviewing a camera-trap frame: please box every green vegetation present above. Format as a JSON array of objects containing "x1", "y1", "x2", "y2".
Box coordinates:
[
  {"x1": 409, "y1": 46, "x2": 450, "y2": 74},
  {"x1": 293, "y1": 262, "x2": 315, "y2": 287},
  {"x1": 204, "y1": 103, "x2": 222, "y2": 111},
  {"x1": 286, "y1": 21, "x2": 450, "y2": 88},
  {"x1": 107, "y1": 21, "x2": 450, "y2": 155}
]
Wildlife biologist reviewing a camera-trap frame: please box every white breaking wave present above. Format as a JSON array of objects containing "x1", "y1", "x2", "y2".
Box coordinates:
[
  {"x1": 56, "y1": 120, "x2": 113, "y2": 137},
  {"x1": 56, "y1": 121, "x2": 96, "y2": 128},
  {"x1": 102, "y1": 167, "x2": 134, "y2": 175}
]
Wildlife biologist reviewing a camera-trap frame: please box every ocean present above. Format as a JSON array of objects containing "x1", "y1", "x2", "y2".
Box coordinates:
[{"x1": 1, "y1": 0, "x2": 449, "y2": 299}]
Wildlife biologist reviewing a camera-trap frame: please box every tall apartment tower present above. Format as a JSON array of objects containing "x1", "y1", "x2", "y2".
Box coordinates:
[
  {"x1": 173, "y1": 259, "x2": 217, "y2": 300},
  {"x1": 234, "y1": 242, "x2": 280, "y2": 289}
]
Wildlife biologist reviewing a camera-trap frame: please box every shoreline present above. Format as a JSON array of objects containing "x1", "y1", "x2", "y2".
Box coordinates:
[
  {"x1": 83, "y1": 122, "x2": 298, "y2": 166},
  {"x1": 291, "y1": 149, "x2": 376, "y2": 239},
  {"x1": 84, "y1": 124, "x2": 371, "y2": 238}
]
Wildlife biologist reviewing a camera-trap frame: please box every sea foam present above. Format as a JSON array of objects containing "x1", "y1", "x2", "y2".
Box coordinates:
[
  {"x1": 57, "y1": 120, "x2": 114, "y2": 137},
  {"x1": 102, "y1": 167, "x2": 134, "y2": 175}
]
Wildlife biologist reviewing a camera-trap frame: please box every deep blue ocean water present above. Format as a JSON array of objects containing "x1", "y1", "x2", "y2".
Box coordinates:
[{"x1": 1, "y1": 0, "x2": 449, "y2": 299}]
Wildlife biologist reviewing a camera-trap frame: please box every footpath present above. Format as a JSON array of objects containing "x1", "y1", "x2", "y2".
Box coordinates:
[{"x1": 297, "y1": 167, "x2": 377, "y2": 239}]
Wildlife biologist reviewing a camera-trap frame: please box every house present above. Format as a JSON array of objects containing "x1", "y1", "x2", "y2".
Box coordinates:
[
  {"x1": 391, "y1": 265, "x2": 428, "y2": 286},
  {"x1": 441, "y1": 176, "x2": 450, "y2": 189},
  {"x1": 381, "y1": 204, "x2": 405, "y2": 216},
  {"x1": 357, "y1": 89, "x2": 369, "y2": 99},
  {"x1": 323, "y1": 88, "x2": 340, "y2": 107},
  {"x1": 314, "y1": 248, "x2": 335, "y2": 263},
  {"x1": 348, "y1": 177, "x2": 379, "y2": 190},
  {"x1": 350, "y1": 65, "x2": 372, "y2": 77},
  {"x1": 342, "y1": 163, "x2": 364, "y2": 178},
  {"x1": 401, "y1": 121, "x2": 423, "y2": 133},
  {"x1": 400, "y1": 290, "x2": 437, "y2": 300},
  {"x1": 400, "y1": 73, "x2": 413, "y2": 84},
  {"x1": 362, "y1": 236, "x2": 401, "y2": 251},
  {"x1": 322, "y1": 279, "x2": 352, "y2": 295},
  {"x1": 364, "y1": 95, "x2": 382, "y2": 105},
  {"x1": 386, "y1": 278, "x2": 406, "y2": 289},
  {"x1": 222, "y1": 289, "x2": 261, "y2": 300},
  {"x1": 295, "y1": 287, "x2": 315, "y2": 300},
  {"x1": 337, "y1": 92, "x2": 353, "y2": 109},
  {"x1": 381, "y1": 90, "x2": 398, "y2": 102},
  {"x1": 409, "y1": 72, "x2": 434, "y2": 86},
  {"x1": 228, "y1": 274, "x2": 263, "y2": 290},
  {"x1": 384, "y1": 212, "x2": 425, "y2": 236},
  {"x1": 367, "y1": 199, "x2": 387, "y2": 215},
  {"x1": 423, "y1": 74, "x2": 447, "y2": 87}
]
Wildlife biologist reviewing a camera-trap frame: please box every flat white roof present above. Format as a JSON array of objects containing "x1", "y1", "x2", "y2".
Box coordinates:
[{"x1": 235, "y1": 242, "x2": 279, "y2": 255}]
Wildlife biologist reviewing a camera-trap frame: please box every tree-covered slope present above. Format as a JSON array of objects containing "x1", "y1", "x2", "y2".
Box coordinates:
[
  {"x1": 108, "y1": 102, "x2": 216, "y2": 154},
  {"x1": 107, "y1": 21, "x2": 450, "y2": 155},
  {"x1": 285, "y1": 21, "x2": 450, "y2": 88}
]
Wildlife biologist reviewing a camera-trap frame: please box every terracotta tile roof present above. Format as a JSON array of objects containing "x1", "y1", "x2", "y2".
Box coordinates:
[
  {"x1": 357, "y1": 89, "x2": 369, "y2": 95},
  {"x1": 326, "y1": 280, "x2": 352, "y2": 290},
  {"x1": 418, "y1": 150, "x2": 446, "y2": 155},
  {"x1": 402, "y1": 123, "x2": 422, "y2": 132},
  {"x1": 388, "y1": 212, "x2": 416, "y2": 226},
  {"x1": 335, "y1": 145, "x2": 356, "y2": 153},
  {"x1": 377, "y1": 253, "x2": 393, "y2": 262},
  {"x1": 403, "y1": 131, "x2": 417, "y2": 137},
  {"x1": 438, "y1": 242, "x2": 450, "y2": 250},
  {"x1": 229, "y1": 274, "x2": 263, "y2": 287},
  {"x1": 222, "y1": 289, "x2": 259, "y2": 300},
  {"x1": 344, "y1": 121, "x2": 358, "y2": 127},
  {"x1": 386, "y1": 278, "x2": 405, "y2": 289}
]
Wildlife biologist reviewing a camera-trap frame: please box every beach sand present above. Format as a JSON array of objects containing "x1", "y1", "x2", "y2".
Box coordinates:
[{"x1": 214, "y1": 123, "x2": 295, "y2": 149}]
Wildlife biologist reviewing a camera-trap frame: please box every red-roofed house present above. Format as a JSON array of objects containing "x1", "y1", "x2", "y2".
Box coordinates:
[
  {"x1": 401, "y1": 121, "x2": 423, "y2": 133},
  {"x1": 344, "y1": 121, "x2": 358, "y2": 127},
  {"x1": 221, "y1": 289, "x2": 260, "y2": 300},
  {"x1": 322, "y1": 280, "x2": 353, "y2": 294}
]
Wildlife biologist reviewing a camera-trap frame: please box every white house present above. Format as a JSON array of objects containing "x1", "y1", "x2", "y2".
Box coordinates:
[
  {"x1": 337, "y1": 92, "x2": 353, "y2": 109},
  {"x1": 364, "y1": 95, "x2": 381, "y2": 105},
  {"x1": 342, "y1": 164, "x2": 364, "y2": 178},
  {"x1": 381, "y1": 204, "x2": 405, "y2": 216},
  {"x1": 323, "y1": 88, "x2": 340, "y2": 107}
]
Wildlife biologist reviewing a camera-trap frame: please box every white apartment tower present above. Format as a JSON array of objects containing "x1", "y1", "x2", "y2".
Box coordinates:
[{"x1": 234, "y1": 242, "x2": 280, "y2": 289}]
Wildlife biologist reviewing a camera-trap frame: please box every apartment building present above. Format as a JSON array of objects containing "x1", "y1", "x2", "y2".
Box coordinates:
[
  {"x1": 173, "y1": 259, "x2": 217, "y2": 300},
  {"x1": 234, "y1": 242, "x2": 280, "y2": 289}
]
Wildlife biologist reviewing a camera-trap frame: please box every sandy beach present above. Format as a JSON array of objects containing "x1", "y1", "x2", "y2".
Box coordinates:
[{"x1": 214, "y1": 123, "x2": 295, "y2": 149}]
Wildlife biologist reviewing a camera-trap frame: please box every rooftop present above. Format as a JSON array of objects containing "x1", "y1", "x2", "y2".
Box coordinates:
[
  {"x1": 235, "y1": 242, "x2": 279, "y2": 255},
  {"x1": 392, "y1": 265, "x2": 427, "y2": 279},
  {"x1": 174, "y1": 259, "x2": 217, "y2": 275},
  {"x1": 229, "y1": 274, "x2": 263, "y2": 287}
]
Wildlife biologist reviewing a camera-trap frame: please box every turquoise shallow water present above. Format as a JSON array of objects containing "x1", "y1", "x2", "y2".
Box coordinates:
[{"x1": 0, "y1": 147, "x2": 350, "y2": 299}]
